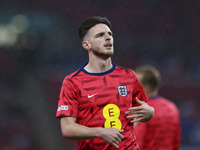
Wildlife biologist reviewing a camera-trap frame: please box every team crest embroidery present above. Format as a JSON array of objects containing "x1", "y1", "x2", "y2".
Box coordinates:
[{"x1": 118, "y1": 86, "x2": 127, "y2": 97}]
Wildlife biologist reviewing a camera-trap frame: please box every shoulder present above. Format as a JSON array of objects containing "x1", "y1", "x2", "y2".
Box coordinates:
[
  {"x1": 163, "y1": 98, "x2": 179, "y2": 111},
  {"x1": 151, "y1": 96, "x2": 180, "y2": 112},
  {"x1": 161, "y1": 97, "x2": 178, "y2": 107},
  {"x1": 62, "y1": 67, "x2": 83, "y2": 84},
  {"x1": 114, "y1": 64, "x2": 136, "y2": 76}
]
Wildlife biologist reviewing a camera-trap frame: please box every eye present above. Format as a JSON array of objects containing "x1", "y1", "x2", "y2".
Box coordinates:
[
  {"x1": 108, "y1": 32, "x2": 113, "y2": 36},
  {"x1": 97, "y1": 32, "x2": 104, "y2": 37}
]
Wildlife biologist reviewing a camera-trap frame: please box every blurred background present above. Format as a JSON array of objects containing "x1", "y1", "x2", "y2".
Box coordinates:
[{"x1": 0, "y1": 0, "x2": 199, "y2": 149}]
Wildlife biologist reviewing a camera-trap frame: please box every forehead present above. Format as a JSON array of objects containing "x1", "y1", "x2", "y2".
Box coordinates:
[{"x1": 88, "y1": 24, "x2": 111, "y2": 35}]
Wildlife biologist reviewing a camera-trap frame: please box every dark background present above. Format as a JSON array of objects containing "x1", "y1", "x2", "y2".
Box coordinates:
[{"x1": 0, "y1": 0, "x2": 199, "y2": 149}]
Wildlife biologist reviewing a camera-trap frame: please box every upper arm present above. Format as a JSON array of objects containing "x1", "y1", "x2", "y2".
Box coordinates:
[
  {"x1": 56, "y1": 77, "x2": 79, "y2": 118},
  {"x1": 61, "y1": 116, "x2": 77, "y2": 126}
]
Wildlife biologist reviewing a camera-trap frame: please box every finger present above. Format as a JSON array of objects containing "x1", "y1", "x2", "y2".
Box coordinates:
[
  {"x1": 125, "y1": 111, "x2": 130, "y2": 114},
  {"x1": 118, "y1": 133, "x2": 124, "y2": 140},
  {"x1": 126, "y1": 107, "x2": 143, "y2": 113},
  {"x1": 111, "y1": 142, "x2": 119, "y2": 149},
  {"x1": 130, "y1": 117, "x2": 145, "y2": 123},
  {"x1": 113, "y1": 128, "x2": 124, "y2": 133},
  {"x1": 127, "y1": 114, "x2": 143, "y2": 119},
  {"x1": 128, "y1": 105, "x2": 144, "y2": 111},
  {"x1": 126, "y1": 110, "x2": 137, "y2": 114},
  {"x1": 118, "y1": 129, "x2": 124, "y2": 133},
  {"x1": 111, "y1": 128, "x2": 124, "y2": 132},
  {"x1": 114, "y1": 136, "x2": 121, "y2": 143},
  {"x1": 135, "y1": 97, "x2": 144, "y2": 105}
]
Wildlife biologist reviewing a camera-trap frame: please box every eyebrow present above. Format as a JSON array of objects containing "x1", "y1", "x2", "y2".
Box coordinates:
[{"x1": 95, "y1": 31, "x2": 113, "y2": 37}]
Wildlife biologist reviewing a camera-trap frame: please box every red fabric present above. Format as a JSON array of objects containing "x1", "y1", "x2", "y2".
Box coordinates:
[
  {"x1": 56, "y1": 64, "x2": 148, "y2": 150},
  {"x1": 134, "y1": 96, "x2": 181, "y2": 150}
]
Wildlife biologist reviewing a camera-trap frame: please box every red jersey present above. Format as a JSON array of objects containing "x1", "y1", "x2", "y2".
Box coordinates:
[
  {"x1": 56, "y1": 64, "x2": 148, "y2": 150},
  {"x1": 134, "y1": 96, "x2": 181, "y2": 150}
]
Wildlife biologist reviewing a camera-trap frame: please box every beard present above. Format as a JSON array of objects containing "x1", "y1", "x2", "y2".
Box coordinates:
[{"x1": 92, "y1": 47, "x2": 114, "y2": 59}]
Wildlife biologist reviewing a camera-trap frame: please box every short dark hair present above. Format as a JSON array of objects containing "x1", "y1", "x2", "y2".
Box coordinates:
[
  {"x1": 135, "y1": 65, "x2": 161, "y2": 91},
  {"x1": 78, "y1": 16, "x2": 111, "y2": 41}
]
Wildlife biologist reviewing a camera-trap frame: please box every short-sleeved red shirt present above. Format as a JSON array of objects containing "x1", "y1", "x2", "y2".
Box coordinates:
[
  {"x1": 134, "y1": 96, "x2": 181, "y2": 150},
  {"x1": 56, "y1": 64, "x2": 148, "y2": 150}
]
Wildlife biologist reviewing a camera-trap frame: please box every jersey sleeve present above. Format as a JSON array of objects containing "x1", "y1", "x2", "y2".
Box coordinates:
[
  {"x1": 132, "y1": 71, "x2": 148, "y2": 106},
  {"x1": 56, "y1": 77, "x2": 79, "y2": 118}
]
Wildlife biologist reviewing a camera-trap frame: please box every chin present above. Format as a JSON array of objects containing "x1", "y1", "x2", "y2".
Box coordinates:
[
  {"x1": 104, "y1": 51, "x2": 114, "y2": 57},
  {"x1": 93, "y1": 50, "x2": 114, "y2": 58}
]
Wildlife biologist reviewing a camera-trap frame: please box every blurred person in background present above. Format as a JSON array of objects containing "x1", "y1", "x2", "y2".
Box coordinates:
[
  {"x1": 134, "y1": 65, "x2": 181, "y2": 150},
  {"x1": 56, "y1": 16, "x2": 154, "y2": 150}
]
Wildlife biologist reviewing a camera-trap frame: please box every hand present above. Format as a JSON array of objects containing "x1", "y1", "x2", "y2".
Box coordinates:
[
  {"x1": 126, "y1": 97, "x2": 154, "y2": 123},
  {"x1": 98, "y1": 128, "x2": 124, "y2": 149}
]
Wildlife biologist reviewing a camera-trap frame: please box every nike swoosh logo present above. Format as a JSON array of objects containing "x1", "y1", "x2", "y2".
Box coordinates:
[{"x1": 88, "y1": 93, "x2": 97, "y2": 98}]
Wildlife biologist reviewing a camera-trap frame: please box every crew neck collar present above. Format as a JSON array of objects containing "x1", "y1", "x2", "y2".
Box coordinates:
[{"x1": 81, "y1": 63, "x2": 116, "y2": 76}]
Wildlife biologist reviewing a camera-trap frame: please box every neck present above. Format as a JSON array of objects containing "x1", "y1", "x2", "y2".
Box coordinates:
[{"x1": 84, "y1": 57, "x2": 112, "y2": 73}]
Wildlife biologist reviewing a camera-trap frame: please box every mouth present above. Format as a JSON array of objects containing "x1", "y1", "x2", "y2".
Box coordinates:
[{"x1": 104, "y1": 43, "x2": 113, "y2": 48}]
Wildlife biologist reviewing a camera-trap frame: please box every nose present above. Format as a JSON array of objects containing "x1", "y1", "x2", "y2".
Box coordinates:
[{"x1": 105, "y1": 33, "x2": 111, "y2": 41}]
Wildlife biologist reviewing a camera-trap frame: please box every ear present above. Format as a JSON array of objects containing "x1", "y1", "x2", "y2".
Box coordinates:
[{"x1": 82, "y1": 41, "x2": 90, "y2": 51}]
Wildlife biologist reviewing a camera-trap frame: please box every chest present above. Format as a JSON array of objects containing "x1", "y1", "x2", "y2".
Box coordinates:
[{"x1": 77, "y1": 76, "x2": 134, "y2": 108}]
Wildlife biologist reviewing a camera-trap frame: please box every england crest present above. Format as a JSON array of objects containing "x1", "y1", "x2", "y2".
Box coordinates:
[{"x1": 118, "y1": 86, "x2": 127, "y2": 97}]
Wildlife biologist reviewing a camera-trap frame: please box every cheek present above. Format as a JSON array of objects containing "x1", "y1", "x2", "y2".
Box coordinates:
[{"x1": 91, "y1": 41, "x2": 102, "y2": 48}]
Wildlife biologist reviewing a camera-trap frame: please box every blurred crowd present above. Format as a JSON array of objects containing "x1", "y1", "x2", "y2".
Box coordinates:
[{"x1": 0, "y1": 0, "x2": 199, "y2": 149}]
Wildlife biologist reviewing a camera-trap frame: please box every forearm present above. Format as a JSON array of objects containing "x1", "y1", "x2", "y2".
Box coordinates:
[
  {"x1": 60, "y1": 117, "x2": 124, "y2": 148},
  {"x1": 60, "y1": 117, "x2": 101, "y2": 140}
]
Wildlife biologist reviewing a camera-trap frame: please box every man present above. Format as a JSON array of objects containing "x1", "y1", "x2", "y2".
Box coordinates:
[
  {"x1": 56, "y1": 16, "x2": 154, "y2": 150},
  {"x1": 134, "y1": 65, "x2": 181, "y2": 150}
]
